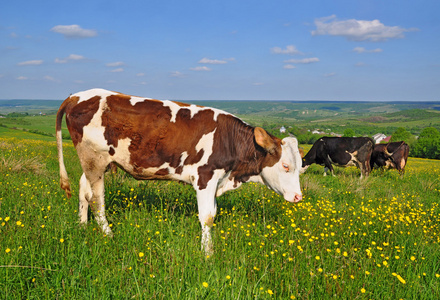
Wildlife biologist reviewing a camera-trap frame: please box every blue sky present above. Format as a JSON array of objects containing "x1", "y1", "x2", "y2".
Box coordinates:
[{"x1": 1, "y1": 0, "x2": 439, "y2": 101}]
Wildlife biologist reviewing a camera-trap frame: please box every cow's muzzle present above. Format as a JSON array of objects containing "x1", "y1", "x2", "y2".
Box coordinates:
[{"x1": 286, "y1": 193, "x2": 303, "y2": 203}]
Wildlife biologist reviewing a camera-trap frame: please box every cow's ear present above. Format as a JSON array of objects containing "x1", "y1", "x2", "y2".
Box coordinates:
[{"x1": 254, "y1": 127, "x2": 277, "y2": 154}]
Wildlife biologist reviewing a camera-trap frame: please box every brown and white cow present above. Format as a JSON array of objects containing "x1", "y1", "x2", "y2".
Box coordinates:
[
  {"x1": 370, "y1": 141, "x2": 409, "y2": 174},
  {"x1": 56, "y1": 89, "x2": 303, "y2": 254}
]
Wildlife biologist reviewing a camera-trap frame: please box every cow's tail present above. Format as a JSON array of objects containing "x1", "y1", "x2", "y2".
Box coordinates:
[
  {"x1": 359, "y1": 138, "x2": 374, "y2": 176},
  {"x1": 56, "y1": 96, "x2": 72, "y2": 198}
]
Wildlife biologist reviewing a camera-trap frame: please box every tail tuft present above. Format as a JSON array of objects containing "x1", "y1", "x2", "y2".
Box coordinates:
[{"x1": 60, "y1": 179, "x2": 72, "y2": 198}]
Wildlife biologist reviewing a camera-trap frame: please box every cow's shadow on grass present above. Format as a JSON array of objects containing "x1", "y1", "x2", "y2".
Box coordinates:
[
  {"x1": 103, "y1": 171, "x2": 197, "y2": 217},
  {"x1": 100, "y1": 170, "x2": 265, "y2": 225},
  {"x1": 89, "y1": 167, "x2": 293, "y2": 228}
]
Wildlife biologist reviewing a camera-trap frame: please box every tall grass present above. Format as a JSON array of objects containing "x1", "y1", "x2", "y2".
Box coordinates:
[{"x1": 1, "y1": 135, "x2": 439, "y2": 299}]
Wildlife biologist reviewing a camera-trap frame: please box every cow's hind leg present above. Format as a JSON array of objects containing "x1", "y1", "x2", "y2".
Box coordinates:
[
  {"x1": 81, "y1": 160, "x2": 113, "y2": 237},
  {"x1": 359, "y1": 158, "x2": 371, "y2": 179},
  {"x1": 78, "y1": 173, "x2": 91, "y2": 224},
  {"x1": 89, "y1": 173, "x2": 112, "y2": 236}
]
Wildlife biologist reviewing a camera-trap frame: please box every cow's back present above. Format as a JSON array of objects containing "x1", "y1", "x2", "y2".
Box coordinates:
[{"x1": 322, "y1": 137, "x2": 373, "y2": 153}]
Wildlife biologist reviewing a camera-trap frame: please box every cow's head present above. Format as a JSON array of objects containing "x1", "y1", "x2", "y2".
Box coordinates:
[{"x1": 254, "y1": 127, "x2": 303, "y2": 203}]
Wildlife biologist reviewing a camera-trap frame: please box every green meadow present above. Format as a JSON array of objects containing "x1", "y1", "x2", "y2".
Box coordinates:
[{"x1": 1, "y1": 127, "x2": 439, "y2": 299}]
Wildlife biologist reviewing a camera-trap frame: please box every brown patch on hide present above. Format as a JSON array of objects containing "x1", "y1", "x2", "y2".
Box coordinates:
[
  {"x1": 63, "y1": 96, "x2": 101, "y2": 146},
  {"x1": 155, "y1": 168, "x2": 170, "y2": 176},
  {"x1": 100, "y1": 94, "x2": 219, "y2": 180}
]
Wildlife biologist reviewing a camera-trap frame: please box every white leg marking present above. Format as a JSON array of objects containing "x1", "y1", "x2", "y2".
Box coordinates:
[
  {"x1": 78, "y1": 173, "x2": 91, "y2": 224},
  {"x1": 195, "y1": 172, "x2": 223, "y2": 255}
]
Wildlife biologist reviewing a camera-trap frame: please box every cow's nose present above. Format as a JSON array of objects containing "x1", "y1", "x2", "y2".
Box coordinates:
[{"x1": 294, "y1": 193, "x2": 302, "y2": 203}]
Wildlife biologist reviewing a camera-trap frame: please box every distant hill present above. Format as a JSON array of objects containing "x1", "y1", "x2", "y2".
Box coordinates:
[
  {"x1": 1, "y1": 99, "x2": 440, "y2": 116},
  {"x1": 0, "y1": 100, "x2": 62, "y2": 115},
  {"x1": 1, "y1": 99, "x2": 439, "y2": 138}
]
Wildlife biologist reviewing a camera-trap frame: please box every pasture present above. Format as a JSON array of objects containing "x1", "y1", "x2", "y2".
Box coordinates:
[{"x1": 1, "y1": 131, "x2": 439, "y2": 299}]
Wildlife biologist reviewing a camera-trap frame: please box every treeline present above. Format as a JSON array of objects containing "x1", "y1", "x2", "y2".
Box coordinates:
[
  {"x1": 2, "y1": 112, "x2": 30, "y2": 117},
  {"x1": 394, "y1": 127, "x2": 440, "y2": 159}
]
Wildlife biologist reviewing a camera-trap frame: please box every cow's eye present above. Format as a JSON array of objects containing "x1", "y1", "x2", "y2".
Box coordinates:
[{"x1": 282, "y1": 163, "x2": 289, "y2": 172}]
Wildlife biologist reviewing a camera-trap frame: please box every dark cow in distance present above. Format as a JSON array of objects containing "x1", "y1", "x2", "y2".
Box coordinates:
[
  {"x1": 56, "y1": 89, "x2": 303, "y2": 255},
  {"x1": 301, "y1": 137, "x2": 374, "y2": 178},
  {"x1": 370, "y1": 141, "x2": 409, "y2": 174}
]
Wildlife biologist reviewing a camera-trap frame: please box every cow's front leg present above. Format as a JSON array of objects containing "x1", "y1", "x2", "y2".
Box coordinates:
[{"x1": 196, "y1": 186, "x2": 218, "y2": 256}]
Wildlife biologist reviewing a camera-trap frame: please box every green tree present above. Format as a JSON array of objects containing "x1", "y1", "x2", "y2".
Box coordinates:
[
  {"x1": 343, "y1": 128, "x2": 355, "y2": 137},
  {"x1": 411, "y1": 127, "x2": 440, "y2": 159},
  {"x1": 390, "y1": 127, "x2": 412, "y2": 142},
  {"x1": 389, "y1": 127, "x2": 417, "y2": 148}
]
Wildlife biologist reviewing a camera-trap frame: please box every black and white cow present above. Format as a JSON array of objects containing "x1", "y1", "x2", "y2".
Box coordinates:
[
  {"x1": 56, "y1": 89, "x2": 303, "y2": 254},
  {"x1": 370, "y1": 141, "x2": 409, "y2": 174},
  {"x1": 301, "y1": 137, "x2": 374, "y2": 178}
]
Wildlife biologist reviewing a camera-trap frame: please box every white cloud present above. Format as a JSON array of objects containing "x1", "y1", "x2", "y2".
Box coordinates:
[
  {"x1": 190, "y1": 66, "x2": 211, "y2": 71},
  {"x1": 68, "y1": 54, "x2": 85, "y2": 60},
  {"x1": 253, "y1": 82, "x2": 264, "y2": 86},
  {"x1": 312, "y1": 15, "x2": 417, "y2": 42},
  {"x1": 284, "y1": 57, "x2": 320, "y2": 64},
  {"x1": 324, "y1": 72, "x2": 336, "y2": 77},
  {"x1": 110, "y1": 68, "x2": 124, "y2": 73},
  {"x1": 44, "y1": 75, "x2": 60, "y2": 82},
  {"x1": 17, "y1": 76, "x2": 28, "y2": 80},
  {"x1": 283, "y1": 64, "x2": 296, "y2": 69},
  {"x1": 55, "y1": 54, "x2": 86, "y2": 63},
  {"x1": 51, "y1": 25, "x2": 97, "y2": 39},
  {"x1": 271, "y1": 45, "x2": 303, "y2": 55},
  {"x1": 353, "y1": 47, "x2": 383, "y2": 53},
  {"x1": 18, "y1": 60, "x2": 43, "y2": 66},
  {"x1": 355, "y1": 62, "x2": 366, "y2": 67},
  {"x1": 137, "y1": 73, "x2": 145, "y2": 77},
  {"x1": 198, "y1": 57, "x2": 227, "y2": 64},
  {"x1": 170, "y1": 71, "x2": 185, "y2": 78},
  {"x1": 106, "y1": 61, "x2": 125, "y2": 67}
]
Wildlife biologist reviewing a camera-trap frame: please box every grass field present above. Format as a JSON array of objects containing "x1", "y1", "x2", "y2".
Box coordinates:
[{"x1": 1, "y1": 130, "x2": 440, "y2": 299}]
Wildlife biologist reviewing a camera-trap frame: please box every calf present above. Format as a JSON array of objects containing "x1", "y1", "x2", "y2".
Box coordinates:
[
  {"x1": 370, "y1": 141, "x2": 409, "y2": 174},
  {"x1": 301, "y1": 137, "x2": 374, "y2": 178},
  {"x1": 56, "y1": 89, "x2": 303, "y2": 254}
]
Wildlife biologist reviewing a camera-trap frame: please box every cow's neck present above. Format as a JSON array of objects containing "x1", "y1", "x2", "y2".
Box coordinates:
[{"x1": 219, "y1": 119, "x2": 268, "y2": 184}]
